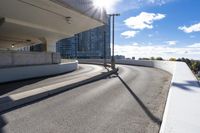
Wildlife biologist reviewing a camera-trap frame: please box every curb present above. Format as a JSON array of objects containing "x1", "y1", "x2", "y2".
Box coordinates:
[
  {"x1": 78, "y1": 62, "x2": 111, "y2": 67},
  {"x1": 0, "y1": 68, "x2": 118, "y2": 113}
]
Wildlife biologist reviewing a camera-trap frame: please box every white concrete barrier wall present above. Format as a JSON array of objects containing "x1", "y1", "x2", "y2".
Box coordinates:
[
  {"x1": 79, "y1": 59, "x2": 200, "y2": 133},
  {"x1": 0, "y1": 61, "x2": 78, "y2": 83},
  {"x1": 152, "y1": 60, "x2": 176, "y2": 74},
  {"x1": 160, "y1": 62, "x2": 200, "y2": 133},
  {"x1": 0, "y1": 51, "x2": 61, "y2": 68}
]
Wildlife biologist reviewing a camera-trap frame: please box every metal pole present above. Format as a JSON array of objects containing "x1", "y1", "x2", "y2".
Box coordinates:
[
  {"x1": 111, "y1": 15, "x2": 115, "y2": 69},
  {"x1": 104, "y1": 30, "x2": 106, "y2": 67},
  {"x1": 75, "y1": 35, "x2": 77, "y2": 59},
  {"x1": 109, "y1": 13, "x2": 120, "y2": 69},
  {"x1": 113, "y1": 15, "x2": 114, "y2": 58}
]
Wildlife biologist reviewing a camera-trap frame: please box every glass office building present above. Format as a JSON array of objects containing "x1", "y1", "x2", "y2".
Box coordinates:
[{"x1": 56, "y1": 23, "x2": 111, "y2": 59}]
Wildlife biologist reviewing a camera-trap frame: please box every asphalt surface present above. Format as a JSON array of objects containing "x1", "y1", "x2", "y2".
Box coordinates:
[
  {"x1": 0, "y1": 64, "x2": 105, "y2": 97},
  {"x1": 0, "y1": 64, "x2": 172, "y2": 133}
]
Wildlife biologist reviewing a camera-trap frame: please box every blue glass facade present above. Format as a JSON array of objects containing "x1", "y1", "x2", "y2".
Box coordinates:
[{"x1": 56, "y1": 23, "x2": 110, "y2": 59}]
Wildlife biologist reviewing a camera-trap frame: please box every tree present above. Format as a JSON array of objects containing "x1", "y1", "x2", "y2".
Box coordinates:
[
  {"x1": 176, "y1": 58, "x2": 182, "y2": 61},
  {"x1": 191, "y1": 61, "x2": 200, "y2": 73},
  {"x1": 139, "y1": 58, "x2": 150, "y2": 60},
  {"x1": 169, "y1": 58, "x2": 176, "y2": 61},
  {"x1": 150, "y1": 57, "x2": 155, "y2": 60},
  {"x1": 156, "y1": 57, "x2": 163, "y2": 60}
]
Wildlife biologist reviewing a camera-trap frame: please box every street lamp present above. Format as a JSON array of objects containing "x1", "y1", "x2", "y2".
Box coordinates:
[
  {"x1": 109, "y1": 13, "x2": 120, "y2": 69},
  {"x1": 103, "y1": 30, "x2": 106, "y2": 67}
]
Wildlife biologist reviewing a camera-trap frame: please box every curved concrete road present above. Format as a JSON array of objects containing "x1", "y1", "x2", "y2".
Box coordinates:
[
  {"x1": 0, "y1": 64, "x2": 105, "y2": 97},
  {"x1": 0, "y1": 64, "x2": 172, "y2": 133}
]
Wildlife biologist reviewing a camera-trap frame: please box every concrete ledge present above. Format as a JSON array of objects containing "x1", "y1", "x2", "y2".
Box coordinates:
[
  {"x1": 78, "y1": 59, "x2": 200, "y2": 133},
  {"x1": 0, "y1": 68, "x2": 118, "y2": 113},
  {"x1": 0, "y1": 51, "x2": 61, "y2": 68},
  {"x1": 159, "y1": 62, "x2": 200, "y2": 133},
  {"x1": 0, "y1": 61, "x2": 78, "y2": 83}
]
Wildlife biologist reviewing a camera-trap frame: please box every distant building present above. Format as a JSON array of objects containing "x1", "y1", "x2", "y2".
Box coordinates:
[
  {"x1": 132, "y1": 57, "x2": 135, "y2": 60},
  {"x1": 56, "y1": 21, "x2": 111, "y2": 59},
  {"x1": 115, "y1": 55, "x2": 125, "y2": 59},
  {"x1": 56, "y1": 37, "x2": 76, "y2": 58},
  {"x1": 198, "y1": 71, "x2": 200, "y2": 77},
  {"x1": 21, "y1": 21, "x2": 111, "y2": 59}
]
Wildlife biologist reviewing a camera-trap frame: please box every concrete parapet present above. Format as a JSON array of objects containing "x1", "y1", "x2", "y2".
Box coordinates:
[
  {"x1": 0, "y1": 51, "x2": 61, "y2": 68},
  {"x1": 0, "y1": 61, "x2": 78, "y2": 83},
  {"x1": 0, "y1": 51, "x2": 12, "y2": 67}
]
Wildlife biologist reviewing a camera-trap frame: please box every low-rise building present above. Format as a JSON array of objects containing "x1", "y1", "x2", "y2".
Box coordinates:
[{"x1": 115, "y1": 55, "x2": 125, "y2": 60}]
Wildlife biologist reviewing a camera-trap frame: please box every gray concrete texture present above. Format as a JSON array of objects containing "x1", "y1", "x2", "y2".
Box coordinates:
[
  {"x1": 0, "y1": 62, "x2": 78, "y2": 83},
  {"x1": 0, "y1": 64, "x2": 117, "y2": 113},
  {"x1": 78, "y1": 59, "x2": 200, "y2": 133},
  {"x1": 0, "y1": 51, "x2": 61, "y2": 68},
  {"x1": 0, "y1": 64, "x2": 105, "y2": 97},
  {"x1": 0, "y1": 64, "x2": 172, "y2": 133}
]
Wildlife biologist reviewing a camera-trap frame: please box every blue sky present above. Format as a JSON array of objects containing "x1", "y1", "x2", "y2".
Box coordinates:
[{"x1": 100, "y1": 0, "x2": 200, "y2": 59}]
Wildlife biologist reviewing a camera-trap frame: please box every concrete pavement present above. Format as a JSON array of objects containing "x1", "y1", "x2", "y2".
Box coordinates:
[
  {"x1": 0, "y1": 64, "x2": 117, "y2": 113},
  {"x1": 0, "y1": 64, "x2": 104, "y2": 97},
  {"x1": 0, "y1": 65, "x2": 172, "y2": 133}
]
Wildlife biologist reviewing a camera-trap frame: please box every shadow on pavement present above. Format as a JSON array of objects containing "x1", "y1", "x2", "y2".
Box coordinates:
[
  {"x1": 0, "y1": 69, "x2": 80, "y2": 97},
  {"x1": 0, "y1": 115, "x2": 7, "y2": 133},
  {"x1": 0, "y1": 68, "x2": 118, "y2": 114},
  {"x1": 0, "y1": 78, "x2": 46, "y2": 97},
  {"x1": 116, "y1": 73, "x2": 162, "y2": 126},
  {"x1": 172, "y1": 80, "x2": 200, "y2": 92}
]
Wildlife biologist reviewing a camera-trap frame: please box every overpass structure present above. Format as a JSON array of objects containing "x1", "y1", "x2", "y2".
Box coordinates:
[
  {"x1": 0, "y1": 0, "x2": 107, "y2": 51},
  {"x1": 0, "y1": 0, "x2": 107, "y2": 82}
]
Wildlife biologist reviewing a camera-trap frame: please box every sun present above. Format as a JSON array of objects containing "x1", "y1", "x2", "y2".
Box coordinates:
[
  {"x1": 93, "y1": 0, "x2": 107, "y2": 9},
  {"x1": 93, "y1": 0, "x2": 115, "y2": 12}
]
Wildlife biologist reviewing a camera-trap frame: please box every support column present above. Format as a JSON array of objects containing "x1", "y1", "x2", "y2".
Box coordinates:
[{"x1": 45, "y1": 38, "x2": 58, "y2": 52}]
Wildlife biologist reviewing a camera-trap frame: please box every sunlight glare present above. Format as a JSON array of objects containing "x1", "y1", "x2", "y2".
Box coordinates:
[
  {"x1": 93, "y1": 0, "x2": 106, "y2": 9},
  {"x1": 93, "y1": 0, "x2": 114, "y2": 12}
]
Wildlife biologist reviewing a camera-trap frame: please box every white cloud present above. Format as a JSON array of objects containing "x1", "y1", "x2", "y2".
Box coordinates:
[
  {"x1": 132, "y1": 42, "x2": 139, "y2": 46},
  {"x1": 178, "y1": 23, "x2": 200, "y2": 33},
  {"x1": 145, "y1": 0, "x2": 170, "y2": 5},
  {"x1": 187, "y1": 43, "x2": 200, "y2": 48},
  {"x1": 148, "y1": 34, "x2": 153, "y2": 37},
  {"x1": 121, "y1": 31, "x2": 139, "y2": 38},
  {"x1": 124, "y1": 12, "x2": 166, "y2": 30},
  {"x1": 166, "y1": 41, "x2": 177, "y2": 46},
  {"x1": 114, "y1": 43, "x2": 200, "y2": 60}
]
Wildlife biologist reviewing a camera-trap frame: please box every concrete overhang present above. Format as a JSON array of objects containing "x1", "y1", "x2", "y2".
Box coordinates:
[{"x1": 0, "y1": 0, "x2": 108, "y2": 49}]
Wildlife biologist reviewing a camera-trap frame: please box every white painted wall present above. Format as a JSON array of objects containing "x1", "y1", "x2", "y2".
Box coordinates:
[
  {"x1": 0, "y1": 61, "x2": 78, "y2": 83},
  {"x1": 78, "y1": 59, "x2": 200, "y2": 133}
]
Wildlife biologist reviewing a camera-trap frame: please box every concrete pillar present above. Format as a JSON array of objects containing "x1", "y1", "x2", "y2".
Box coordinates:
[{"x1": 45, "y1": 38, "x2": 58, "y2": 52}]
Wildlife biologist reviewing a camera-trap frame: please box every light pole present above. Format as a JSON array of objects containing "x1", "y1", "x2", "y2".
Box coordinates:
[
  {"x1": 103, "y1": 30, "x2": 106, "y2": 67},
  {"x1": 109, "y1": 13, "x2": 120, "y2": 69}
]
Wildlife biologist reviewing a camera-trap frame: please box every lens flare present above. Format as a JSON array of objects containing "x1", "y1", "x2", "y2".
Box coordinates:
[
  {"x1": 93, "y1": 0, "x2": 117, "y2": 12},
  {"x1": 93, "y1": 0, "x2": 107, "y2": 9}
]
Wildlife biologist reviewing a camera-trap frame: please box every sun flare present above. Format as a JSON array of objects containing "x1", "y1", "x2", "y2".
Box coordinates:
[
  {"x1": 93, "y1": 0, "x2": 116, "y2": 12},
  {"x1": 93, "y1": 0, "x2": 107, "y2": 9}
]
